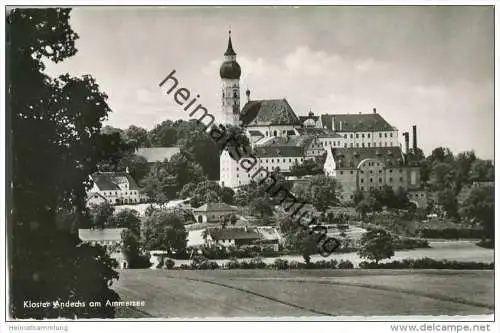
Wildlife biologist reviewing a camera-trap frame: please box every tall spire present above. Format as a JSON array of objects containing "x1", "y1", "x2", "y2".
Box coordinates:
[{"x1": 224, "y1": 30, "x2": 236, "y2": 56}]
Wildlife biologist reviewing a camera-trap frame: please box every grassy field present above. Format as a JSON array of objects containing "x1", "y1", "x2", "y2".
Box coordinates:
[{"x1": 112, "y1": 269, "x2": 494, "y2": 318}]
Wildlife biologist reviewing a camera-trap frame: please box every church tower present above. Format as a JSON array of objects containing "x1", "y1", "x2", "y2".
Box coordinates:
[{"x1": 219, "y1": 30, "x2": 241, "y2": 126}]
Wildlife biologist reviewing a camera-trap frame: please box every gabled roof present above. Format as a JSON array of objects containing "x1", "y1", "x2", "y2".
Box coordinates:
[
  {"x1": 330, "y1": 146, "x2": 405, "y2": 169},
  {"x1": 208, "y1": 227, "x2": 261, "y2": 241},
  {"x1": 193, "y1": 202, "x2": 238, "y2": 213},
  {"x1": 78, "y1": 228, "x2": 126, "y2": 242},
  {"x1": 240, "y1": 99, "x2": 302, "y2": 126},
  {"x1": 321, "y1": 113, "x2": 395, "y2": 132},
  {"x1": 91, "y1": 172, "x2": 141, "y2": 191},
  {"x1": 135, "y1": 147, "x2": 180, "y2": 163},
  {"x1": 253, "y1": 135, "x2": 317, "y2": 158},
  {"x1": 248, "y1": 130, "x2": 265, "y2": 137}
]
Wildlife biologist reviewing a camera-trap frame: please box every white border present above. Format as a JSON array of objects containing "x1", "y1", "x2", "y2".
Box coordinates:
[{"x1": 1, "y1": 1, "x2": 498, "y2": 332}]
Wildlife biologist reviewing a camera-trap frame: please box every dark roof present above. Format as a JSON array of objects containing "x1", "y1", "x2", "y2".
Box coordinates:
[
  {"x1": 331, "y1": 147, "x2": 405, "y2": 169},
  {"x1": 220, "y1": 60, "x2": 241, "y2": 80},
  {"x1": 78, "y1": 228, "x2": 125, "y2": 242},
  {"x1": 208, "y1": 227, "x2": 261, "y2": 241},
  {"x1": 321, "y1": 113, "x2": 395, "y2": 132},
  {"x1": 224, "y1": 33, "x2": 236, "y2": 56},
  {"x1": 253, "y1": 135, "x2": 316, "y2": 157},
  {"x1": 91, "y1": 172, "x2": 141, "y2": 191},
  {"x1": 248, "y1": 130, "x2": 265, "y2": 137},
  {"x1": 240, "y1": 99, "x2": 302, "y2": 126},
  {"x1": 135, "y1": 147, "x2": 180, "y2": 163},
  {"x1": 193, "y1": 202, "x2": 238, "y2": 213},
  {"x1": 299, "y1": 115, "x2": 320, "y2": 122}
]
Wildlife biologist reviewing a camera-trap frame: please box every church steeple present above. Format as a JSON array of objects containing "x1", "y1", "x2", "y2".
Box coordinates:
[
  {"x1": 224, "y1": 30, "x2": 236, "y2": 56},
  {"x1": 219, "y1": 30, "x2": 241, "y2": 126}
]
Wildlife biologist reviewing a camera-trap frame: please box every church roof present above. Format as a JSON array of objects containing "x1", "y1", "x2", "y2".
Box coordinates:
[
  {"x1": 320, "y1": 113, "x2": 395, "y2": 132},
  {"x1": 330, "y1": 146, "x2": 405, "y2": 169},
  {"x1": 240, "y1": 99, "x2": 302, "y2": 126}
]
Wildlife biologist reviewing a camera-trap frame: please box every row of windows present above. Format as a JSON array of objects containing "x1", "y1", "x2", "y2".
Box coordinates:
[
  {"x1": 343, "y1": 132, "x2": 395, "y2": 139},
  {"x1": 257, "y1": 157, "x2": 304, "y2": 164},
  {"x1": 101, "y1": 191, "x2": 138, "y2": 196},
  {"x1": 343, "y1": 141, "x2": 395, "y2": 148},
  {"x1": 360, "y1": 177, "x2": 404, "y2": 183},
  {"x1": 339, "y1": 169, "x2": 405, "y2": 175}
]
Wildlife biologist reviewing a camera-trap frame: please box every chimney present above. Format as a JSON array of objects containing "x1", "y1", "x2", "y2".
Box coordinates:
[
  {"x1": 331, "y1": 115, "x2": 335, "y2": 132},
  {"x1": 412, "y1": 125, "x2": 417, "y2": 151},
  {"x1": 373, "y1": 107, "x2": 377, "y2": 114},
  {"x1": 245, "y1": 89, "x2": 251, "y2": 102},
  {"x1": 339, "y1": 120, "x2": 343, "y2": 131},
  {"x1": 403, "y1": 132, "x2": 410, "y2": 155}
]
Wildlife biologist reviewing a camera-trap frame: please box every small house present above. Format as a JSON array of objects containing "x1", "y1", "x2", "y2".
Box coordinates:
[{"x1": 192, "y1": 202, "x2": 239, "y2": 224}]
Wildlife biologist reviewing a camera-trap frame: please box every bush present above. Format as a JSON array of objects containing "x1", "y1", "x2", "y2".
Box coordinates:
[
  {"x1": 273, "y1": 259, "x2": 289, "y2": 270},
  {"x1": 164, "y1": 258, "x2": 175, "y2": 269},
  {"x1": 224, "y1": 258, "x2": 241, "y2": 269},
  {"x1": 416, "y1": 228, "x2": 483, "y2": 239},
  {"x1": 155, "y1": 256, "x2": 164, "y2": 269},
  {"x1": 358, "y1": 258, "x2": 494, "y2": 270},
  {"x1": 129, "y1": 255, "x2": 152, "y2": 269},
  {"x1": 338, "y1": 259, "x2": 354, "y2": 269},
  {"x1": 476, "y1": 239, "x2": 494, "y2": 249}
]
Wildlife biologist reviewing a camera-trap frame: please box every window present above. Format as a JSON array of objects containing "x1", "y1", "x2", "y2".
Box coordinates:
[
  {"x1": 333, "y1": 141, "x2": 336, "y2": 147},
  {"x1": 350, "y1": 143, "x2": 353, "y2": 148},
  {"x1": 379, "y1": 133, "x2": 382, "y2": 138},
  {"x1": 360, "y1": 170, "x2": 364, "y2": 174},
  {"x1": 236, "y1": 167, "x2": 239, "y2": 171},
  {"x1": 370, "y1": 170, "x2": 373, "y2": 174},
  {"x1": 362, "y1": 143, "x2": 365, "y2": 147},
  {"x1": 389, "y1": 169, "x2": 393, "y2": 173},
  {"x1": 385, "y1": 142, "x2": 388, "y2": 146},
  {"x1": 361, "y1": 178, "x2": 364, "y2": 183},
  {"x1": 283, "y1": 159, "x2": 286, "y2": 163},
  {"x1": 384, "y1": 133, "x2": 387, "y2": 138},
  {"x1": 350, "y1": 170, "x2": 353, "y2": 174},
  {"x1": 400, "y1": 177, "x2": 403, "y2": 182},
  {"x1": 356, "y1": 134, "x2": 359, "y2": 138},
  {"x1": 368, "y1": 133, "x2": 371, "y2": 138},
  {"x1": 340, "y1": 171, "x2": 344, "y2": 175},
  {"x1": 379, "y1": 178, "x2": 382, "y2": 183},
  {"x1": 344, "y1": 143, "x2": 347, "y2": 148},
  {"x1": 266, "y1": 131, "x2": 269, "y2": 136},
  {"x1": 368, "y1": 143, "x2": 371, "y2": 147},
  {"x1": 344, "y1": 134, "x2": 347, "y2": 138},
  {"x1": 361, "y1": 186, "x2": 364, "y2": 191},
  {"x1": 338, "y1": 141, "x2": 340, "y2": 146},
  {"x1": 271, "y1": 159, "x2": 274, "y2": 163},
  {"x1": 350, "y1": 134, "x2": 353, "y2": 139},
  {"x1": 389, "y1": 177, "x2": 393, "y2": 182},
  {"x1": 390, "y1": 132, "x2": 393, "y2": 137},
  {"x1": 362, "y1": 134, "x2": 365, "y2": 138},
  {"x1": 289, "y1": 159, "x2": 292, "y2": 162}
]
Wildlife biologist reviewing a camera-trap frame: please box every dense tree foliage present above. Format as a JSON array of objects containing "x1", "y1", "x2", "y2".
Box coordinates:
[
  {"x1": 289, "y1": 158, "x2": 324, "y2": 177},
  {"x1": 8, "y1": 8, "x2": 122, "y2": 318},
  {"x1": 179, "y1": 180, "x2": 234, "y2": 208},
  {"x1": 141, "y1": 152, "x2": 206, "y2": 203},
  {"x1": 141, "y1": 211, "x2": 188, "y2": 253},
  {"x1": 108, "y1": 209, "x2": 141, "y2": 235},
  {"x1": 358, "y1": 228, "x2": 395, "y2": 264},
  {"x1": 249, "y1": 197, "x2": 274, "y2": 218},
  {"x1": 88, "y1": 202, "x2": 115, "y2": 229},
  {"x1": 294, "y1": 175, "x2": 341, "y2": 212},
  {"x1": 459, "y1": 186, "x2": 495, "y2": 241}
]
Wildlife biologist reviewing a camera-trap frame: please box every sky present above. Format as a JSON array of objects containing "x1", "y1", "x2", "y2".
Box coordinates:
[{"x1": 44, "y1": 6, "x2": 495, "y2": 160}]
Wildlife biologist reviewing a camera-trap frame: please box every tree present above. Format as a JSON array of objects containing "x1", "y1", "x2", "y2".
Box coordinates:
[
  {"x1": 249, "y1": 197, "x2": 274, "y2": 218},
  {"x1": 141, "y1": 211, "x2": 188, "y2": 254},
  {"x1": 89, "y1": 202, "x2": 115, "y2": 229},
  {"x1": 295, "y1": 175, "x2": 340, "y2": 212},
  {"x1": 108, "y1": 209, "x2": 141, "y2": 235},
  {"x1": 296, "y1": 231, "x2": 318, "y2": 264},
  {"x1": 121, "y1": 229, "x2": 151, "y2": 269},
  {"x1": 117, "y1": 154, "x2": 149, "y2": 183},
  {"x1": 469, "y1": 159, "x2": 494, "y2": 182},
  {"x1": 358, "y1": 229, "x2": 395, "y2": 264},
  {"x1": 179, "y1": 180, "x2": 233, "y2": 208},
  {"x1": 436, "y1": 189, "x2": 459, "y2": 218},
  {"x1": 124, "y1": 125, "x2": 150, "y2": 147},
  {"x1": 459, "y1": 186, "x2": 494, "y2": 240},
  {"x1": 8, "y1": 8, "x2": 121, "y2": 318},
  {"x1": 429, "y1": 162, "x2": 456, "y2": 191},
  {"x1": 289, "y1": 158, "x2": 324, "y2": 177}
]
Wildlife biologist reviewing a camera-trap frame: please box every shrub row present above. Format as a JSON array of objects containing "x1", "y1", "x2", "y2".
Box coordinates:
[
  {"x1": 393, "y1": 237, "x2": 430, "y2": 250},
  {"x1": 358, "y1": 257, "x2": 494, "y2": 270},
  {"x1": 416, "y1": 228, "x2": 484, "y2": 239},
  {"x1": 172, "y1": 258, "x2": 355, "y2": 270}
]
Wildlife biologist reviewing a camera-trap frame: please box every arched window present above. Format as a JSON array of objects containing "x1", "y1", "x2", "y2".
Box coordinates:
[{"x1": 273, "y1": 130, "x2": 277, "y2": 136}]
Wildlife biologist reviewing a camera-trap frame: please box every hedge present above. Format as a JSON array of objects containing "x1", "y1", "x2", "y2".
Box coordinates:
[
  {"x1": 416, "y1": 228, "x2": 484, "y2": 239},
  {"x1": 358, "y1": 258, "x2": 494, "y2": 270}
]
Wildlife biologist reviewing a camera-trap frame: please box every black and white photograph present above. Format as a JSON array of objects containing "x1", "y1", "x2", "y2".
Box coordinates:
[{"x1": 2, "y1": 2, "x2": 497, "y2": 332}]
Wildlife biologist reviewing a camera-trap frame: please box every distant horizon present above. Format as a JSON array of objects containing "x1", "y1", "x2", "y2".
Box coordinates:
[{"x1": 44, "y1": 6, "x2": 494, "y2": 160}]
